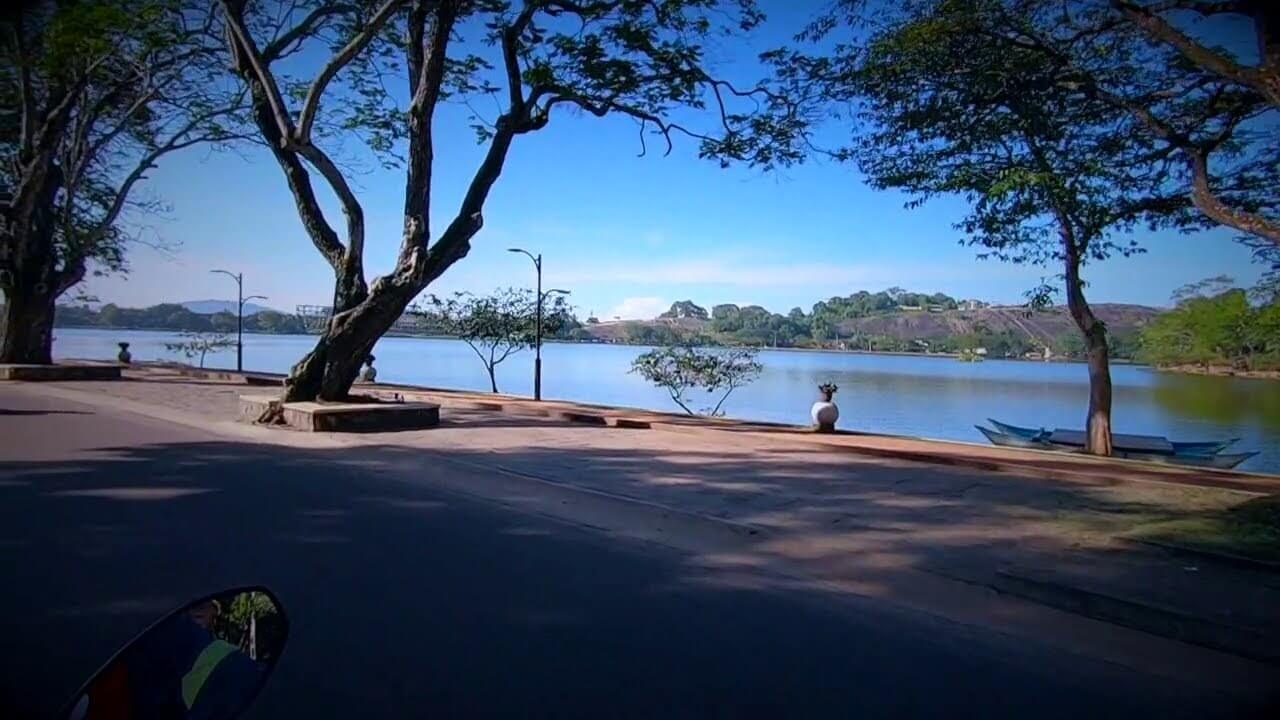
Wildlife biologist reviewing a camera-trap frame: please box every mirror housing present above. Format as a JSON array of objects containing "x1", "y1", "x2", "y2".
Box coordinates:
[{"x1": 63, "y1": 586, "x2": 288, "y2": 720}]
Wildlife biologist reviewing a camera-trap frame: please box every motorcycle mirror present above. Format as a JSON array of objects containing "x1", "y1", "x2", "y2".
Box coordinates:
[{"x1": 63, "y1": 586, "x2": 288, "y2": 720}]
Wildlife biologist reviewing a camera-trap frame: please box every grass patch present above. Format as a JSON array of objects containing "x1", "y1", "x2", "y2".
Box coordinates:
[{"x1": 1125, "y1": 495, "x2": 1280, "y2": 564}]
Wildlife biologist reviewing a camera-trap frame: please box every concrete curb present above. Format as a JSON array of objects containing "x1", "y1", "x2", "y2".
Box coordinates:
[{"x1": 993, "y1": 568, "x2": 1279, "y2": 665}]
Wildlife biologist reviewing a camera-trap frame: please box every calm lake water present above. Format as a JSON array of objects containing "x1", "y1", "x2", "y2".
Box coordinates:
[{"x1": 53, "y1": 327, "x2": 1280, "y2": 473}]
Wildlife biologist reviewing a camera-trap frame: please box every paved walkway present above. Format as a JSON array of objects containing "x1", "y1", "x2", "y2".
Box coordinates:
[
  {"x1": 10, "y1": 386, "x2": 1278, "y2": 718},
  {"x1": 15, "y1": 366, "x2": 1280, "y2": 667}
]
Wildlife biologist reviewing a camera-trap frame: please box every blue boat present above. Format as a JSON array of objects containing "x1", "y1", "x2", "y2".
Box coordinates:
[{"x1": 977, "y1": 419, "x2": 1255, "y2": 470}]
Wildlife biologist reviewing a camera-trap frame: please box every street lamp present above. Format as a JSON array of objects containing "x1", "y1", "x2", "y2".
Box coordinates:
[
  {"x1": 508, "y1": 248, "x2": 570, "y2": 401},
  {"x1": 210, "y1": 269, "x2": 267, "y2": 372}
]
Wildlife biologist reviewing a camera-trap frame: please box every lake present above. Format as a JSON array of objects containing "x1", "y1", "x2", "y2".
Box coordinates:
[{"x1": 52, "y1": 327, "x2": 1280, "y2": 473}]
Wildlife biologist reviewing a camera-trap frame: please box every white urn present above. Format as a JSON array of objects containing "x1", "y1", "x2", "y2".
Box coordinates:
[{"x1": 811, "y1": 384, "x2": 839, "y2": 432}]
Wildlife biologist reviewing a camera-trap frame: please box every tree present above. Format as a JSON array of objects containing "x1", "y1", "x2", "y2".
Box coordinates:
[
  {"x1": 1139, "y1": 280, "x2": 1279, "y2": 370},
  {"x1": 421, "y1": 288, "x2": 570, "y2": 393},
  {"x1": 217, "y1": 0, "x2": 788, "y2": 404},
  {"x1": 770, "y1": 0, "x2": 1193, "y2": 455},
  {"x1": 630, "y1": 345, "x2": 761, "y2": 416},
  {"x1": 1, "y1": 1, "x2": 245, "y2": 363},
  {"x1": 912, "y1": 3, "x2": 1279, "y2": 277},
  {"x1": 165, "y1": 330, "x2": 236, "y2": 368},
  {"x1": 1100, "y1": 2, "x2": 1280, "y2": 248},
  {"x1": 659, "y1": 300, "x2": 709, "y2": 320}
]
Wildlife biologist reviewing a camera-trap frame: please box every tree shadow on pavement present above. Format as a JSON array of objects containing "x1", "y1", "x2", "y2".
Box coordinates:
[{"x1": 1, "y1": 438, "x2": 1277, "y2": 719}]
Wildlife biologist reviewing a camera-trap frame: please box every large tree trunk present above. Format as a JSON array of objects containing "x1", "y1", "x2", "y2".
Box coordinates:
[
  {"x1": 0, "y1": 281, "x2": 56, "y2": 364},
  {"x1": 1061, "y1": 227, "x2": 1113, "y2": 456},
  {"x1": 1080, "y1": 322, "x2": 1114, "y2": 456},
  {"x1": 283, "y1": 273, "x2": 416, "y2": 402},
  {"x1": 2, "y1": 152, "x2": 68, "y2": 365}
]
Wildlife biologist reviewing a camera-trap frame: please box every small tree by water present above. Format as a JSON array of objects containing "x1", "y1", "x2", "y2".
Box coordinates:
[
  {"x1": 419, "y1": 289, "x2": 571, "y2": 394},
  {"x1": 165, "y1": 331, "x2": 236, "y2": 368},
  {"x1": 631, "y1": 346, "x2": 761, "y2": 416}
]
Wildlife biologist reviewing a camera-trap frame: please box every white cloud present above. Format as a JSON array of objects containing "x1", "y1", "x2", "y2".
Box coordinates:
[
  {"x1": 554, "y1": 255, "x2": 1020, "y2": 289},
  {"x1": 607, "y1": 296, "x2": 669, "y2": 320}
]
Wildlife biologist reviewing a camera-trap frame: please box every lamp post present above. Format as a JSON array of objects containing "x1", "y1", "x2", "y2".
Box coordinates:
[
  {"x1": 507, "y1": 248, "x2": 569, "y2": 400},
  {"x1": 210, "y1": 269, "x2": 267, "y2": 372}
]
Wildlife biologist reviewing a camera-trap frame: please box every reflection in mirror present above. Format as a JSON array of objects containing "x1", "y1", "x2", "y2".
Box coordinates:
[{"x1": 66, "y1": 587, "x2": 287, "y2": 720}]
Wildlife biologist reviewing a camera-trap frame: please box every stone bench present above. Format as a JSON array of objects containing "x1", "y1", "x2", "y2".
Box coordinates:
[{"x1": 239, "y1": 395, "x2": 440, "y2": 432}]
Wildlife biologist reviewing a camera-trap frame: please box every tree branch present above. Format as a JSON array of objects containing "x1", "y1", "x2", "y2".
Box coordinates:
[
  {"x1": 221, "y1": 0, "x2": 296, "y2": 141},
  {"x1": 668, "y1": 387, "x2": 695, "y2": 415},
  {"x1": 9, "y1": 18, "x2": 37, "y2": 163},
  {"x1": 292, "y1": 142, "x2": 366, "y2": 276},
  {"x1": 403, "y1": 1, "x2": 458, "y2": 255},
  {"x1": 1114, "y1": 1, "x2": 1277, "y2": 104},
  {"x1": 501, "y1": 3, "x2": 541, "y2": 113},
  {"x1": 420, "y1": 121, "x2": 518, "y2": 283},
  {"x1": 1186, "y1": 150, "x2": 1280, "y2": 244},
  {"x1": 261, "y1": 3, "x2": 355, "y2": 62},
  {"x1": 296, "y1": 0, "x2": 407, "y2": 143}
]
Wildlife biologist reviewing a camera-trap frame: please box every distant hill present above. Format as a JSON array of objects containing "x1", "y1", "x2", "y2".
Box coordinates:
[
  {"x1": 181, "y1": 299, "x2": 276, "y2": 316},
  {"x1": 835, "y1": 304, "x2": 1161, "y2": 346},
  {"x1": 579, "y1": 302, "x2": 1163, "y2": 357}
]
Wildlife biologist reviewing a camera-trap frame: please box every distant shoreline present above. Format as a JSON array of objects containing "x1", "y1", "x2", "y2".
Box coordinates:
[
  {"x1": 1154, "y1": 364, "x2": 1280, "y2": 381},
  {"x1": 60, "y1": 325, "x2": 1140, "y2": 366}
]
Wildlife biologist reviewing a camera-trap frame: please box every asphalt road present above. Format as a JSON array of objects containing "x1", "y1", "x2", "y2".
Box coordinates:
[{"x1": 0, "y1": 386, "x2": 1274, "y2": 719}]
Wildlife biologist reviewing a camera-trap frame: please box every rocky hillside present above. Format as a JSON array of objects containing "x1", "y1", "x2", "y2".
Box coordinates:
[
  {"x1": 580, "y1": 303, "x2": 1163, "y2": 349},
  {"x1": 837, "y1": 304, "x2": 1161, "y2": 345}
]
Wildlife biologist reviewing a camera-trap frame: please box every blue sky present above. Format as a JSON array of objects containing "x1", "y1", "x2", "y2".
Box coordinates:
[{"x1": 84, "y1": 1, "x2": 1267, "y2": 319}]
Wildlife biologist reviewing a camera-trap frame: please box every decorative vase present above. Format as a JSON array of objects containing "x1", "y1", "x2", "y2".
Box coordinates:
[
  {"x1": 116, "y1": 342, "x2": 132, "y2": 364},
  {"x1": 811, "y1": 400, "x2": 839, "y2": 432}
]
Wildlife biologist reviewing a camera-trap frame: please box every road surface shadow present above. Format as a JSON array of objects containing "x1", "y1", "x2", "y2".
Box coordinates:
[{"x1": 1, "y1": 438, "x2": 1275, "y2": 719}]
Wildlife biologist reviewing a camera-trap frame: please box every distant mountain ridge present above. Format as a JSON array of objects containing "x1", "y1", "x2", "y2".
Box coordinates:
[
  {"x1": 834, "y1": 303, "x2": 1161, "y2": 346},
  {"x1": 580, "y1": 297, "x2": 1164, "y2": 358},
  {"x1": 180, "y1": 299, "x2": 276, "y2": 316}
]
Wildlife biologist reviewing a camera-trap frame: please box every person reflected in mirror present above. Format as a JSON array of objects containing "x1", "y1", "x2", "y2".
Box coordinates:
[{"x1": 73, "y1": 598, "x2": 265, "y2": 720}]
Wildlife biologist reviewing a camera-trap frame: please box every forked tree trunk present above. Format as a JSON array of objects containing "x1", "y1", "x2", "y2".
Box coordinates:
[
  {"x1": 486, "y1": 365, "x2": 498, "y2": 393},
  {"x1": 283, "y1": 273, "x2": 415, "y2": 402},
  {"x1": 1061, "y1": 225, "x2": 1113, "y2": 456},
  {"x1": 0, "y1": 281, "x2": 57, "y2": 365}
]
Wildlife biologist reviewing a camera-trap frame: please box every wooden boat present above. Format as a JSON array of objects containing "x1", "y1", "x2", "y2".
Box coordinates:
[
  {"x1": 975, "y1": 424, "x2": 1050, "y2": 449},
  {"x1": 1171, "y1": 438, "x2": 1240, "y2": 455},
  {"x1": 977, "y1": 419, "x2": 1257, "y2": 470},
  {"x1": 1113, "y1": 449, "x2": 1259, "y2": 469},
  {"x1": 988, "y1": 419, "x2": 1238, "y2": 455},
  {"x1": 987, "y1": 419, "x2": 1048, "y2": 441}
]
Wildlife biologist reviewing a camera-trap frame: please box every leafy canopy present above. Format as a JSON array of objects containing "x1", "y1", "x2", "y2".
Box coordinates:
[
  {"x1": 631, "y1": 344, "x2": 760, "y2": 415},
  {"x1": 2, "y1": 0, "x2": 244, "y2": 290},
  {"x1": 419, "y1": 287, "x2": 572, "y2": 391}
]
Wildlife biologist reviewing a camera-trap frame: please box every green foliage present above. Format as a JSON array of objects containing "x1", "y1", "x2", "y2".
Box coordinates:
[
  {"x1": 54, "y1": 304, "x2": 307, "y2": 334},
  {"x1": 620, "y1": 322, "x2": 708, "y2": 346},
  {"x1": 211, "y1": 590, "x2": 285, "y2": 663},
  {"x1": 420, "y1": 288, "x2": 572, "y2": 392},
  {"x1": 659, "y1": 300, "x2": 708, "y2": 320},
  {"x1": 164, "y1": 330, "x2": 235, "y2": 368},
  {"x1": 631, "y1": 345, "x2": 761, "y2": 416},
  {"x1": 2, "y1": 1, "x2": 244, "y2": 295},
  {"x1": 1140, "y1": 286, "x2": 1280, "y2": 370}
]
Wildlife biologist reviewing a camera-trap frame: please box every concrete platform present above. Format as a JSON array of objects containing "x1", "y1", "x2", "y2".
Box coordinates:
[
  {"x1": 0, "y1": 363, "x2": 121, "y2": 381},
  {"x1": 239, "y1": 394, "x2": 439, "y2": 432}
]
